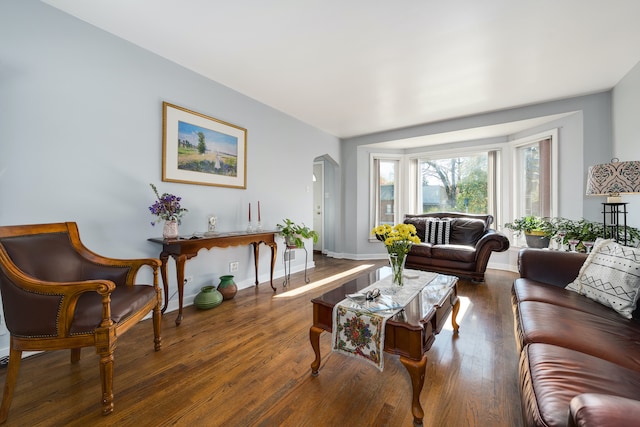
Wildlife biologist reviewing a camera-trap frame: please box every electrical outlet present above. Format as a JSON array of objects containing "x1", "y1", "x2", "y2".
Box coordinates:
[
  {"x1": 184, "y1": 276, "x2": 193, "y2": 285},
  {"x1": 229, "y1": 261, "x2": 239, "y2": 273},
  {"x1": 284, "y1": 251, "x2": 296, "y2": 261}
]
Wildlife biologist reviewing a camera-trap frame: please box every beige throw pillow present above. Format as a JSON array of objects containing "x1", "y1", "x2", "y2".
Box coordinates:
[{"x1": 566, "y1": 238, "x2": 640, "y2": 318}]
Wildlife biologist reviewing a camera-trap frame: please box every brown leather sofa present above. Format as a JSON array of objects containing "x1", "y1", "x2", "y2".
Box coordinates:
[
  {"x1": 513, "y1": 248, "x2": 640, "y2": 427},
  {"x1": 403, "y1": 212, "x2": 509, "y2": 282}
]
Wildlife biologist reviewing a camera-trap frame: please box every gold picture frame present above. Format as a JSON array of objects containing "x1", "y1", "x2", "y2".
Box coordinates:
[{"x1": 162, "y1": 102, "x2": 247, "y2": 188}]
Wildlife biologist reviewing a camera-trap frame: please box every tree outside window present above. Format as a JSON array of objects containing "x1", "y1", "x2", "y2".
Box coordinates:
[{"x1": 418, "y1": 154, "x2": 488, "y2": 214}]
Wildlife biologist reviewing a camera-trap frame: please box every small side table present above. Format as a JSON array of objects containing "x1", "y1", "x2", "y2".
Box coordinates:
[{"x1": 283, "y1": 245, "x2": 309, "y2": 287}]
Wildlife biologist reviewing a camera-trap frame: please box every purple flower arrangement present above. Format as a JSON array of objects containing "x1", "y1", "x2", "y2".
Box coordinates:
[{"x1": 149, "y1": 183, "x2": 188, "y2": 226}]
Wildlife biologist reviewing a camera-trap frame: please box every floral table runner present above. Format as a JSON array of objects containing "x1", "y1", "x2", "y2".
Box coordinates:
[{"x1": 331, "y1": 269, "x2": 438, "y2": 371}]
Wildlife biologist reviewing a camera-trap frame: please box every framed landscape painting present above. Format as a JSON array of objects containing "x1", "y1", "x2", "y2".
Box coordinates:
[{"x1": 162, "y1": 102, "x2": 247, "y2": 188}]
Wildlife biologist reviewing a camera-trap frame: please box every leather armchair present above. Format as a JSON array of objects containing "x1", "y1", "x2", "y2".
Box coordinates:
[{"x1": 0, "y1": 222, "x2": 162, "y2": 422}]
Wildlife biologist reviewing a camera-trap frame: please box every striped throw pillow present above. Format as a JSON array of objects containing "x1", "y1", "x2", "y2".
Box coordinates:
[{"x1": 425, "y1": 218, "x2": 451, "y2": 244}]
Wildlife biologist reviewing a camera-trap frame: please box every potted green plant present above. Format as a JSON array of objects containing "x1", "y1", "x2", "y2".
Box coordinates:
[
  {"x1": 276, "y1": 218, "x2": 319, "y2": 248},
  {"x1": 506, "y1": 216, "x2": 640, "y2": 251},
  {"x1": 554, "y1": 217, "x2": 640, "y2": 251},
  {"x1": 504, "y1": 216, "x2": 556, "y2": 248},
  {"x1": 553, "y1": 218, "x2": 599, "y2": 250}
]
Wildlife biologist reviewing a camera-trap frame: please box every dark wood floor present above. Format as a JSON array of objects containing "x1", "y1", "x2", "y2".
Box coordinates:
[{"x1": 0, "y1": 256, "x2": 523, "y2": 427}]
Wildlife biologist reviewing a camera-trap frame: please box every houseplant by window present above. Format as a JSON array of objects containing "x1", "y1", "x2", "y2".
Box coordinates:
[
  {"x1": 506, "y1": 216, "x2": 640, "y2": 251},
  {"x1": 553, "y1": 217, "x2": 640, "y2": 251},
  {"x1": 276, "y1": 218, "x2": 319, "y2": 248},
  {"x1": 504, "y1": 216, "x2": 556, "y2": 248}
]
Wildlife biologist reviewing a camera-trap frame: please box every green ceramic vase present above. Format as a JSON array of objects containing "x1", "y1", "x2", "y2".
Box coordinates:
[
  {"x1": 218, "y1": 275, "x2": 237, "y2": 300},
  {"x1": 193, "y1": 285, "x2": 223, "y2": 310}
]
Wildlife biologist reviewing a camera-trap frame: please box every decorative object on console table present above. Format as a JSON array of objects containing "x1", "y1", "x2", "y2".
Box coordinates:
[
  {"x1": 586, "y1": 158, "x2": 640, "y2": 244},
  {"x1": 162, "y1": 220, "x2": 179, "y2": 239},
  {"x1": 256, "y1": 201, "x2": 263, "y2": 232},
  {"x1": 218, "y1": 275, "x2": 237, "y2": 300},
  {"x1": 207, "y1": 215, "x2": 217, "y2": 234},
  {"x1": 247, "y1": 202, "x2": 254, "y2": 232},
  {"x1": 148, "y1": 183, "x2": 187, "y2": 239},
  {"x1": 371, "y1": 223, "x2": 421, "y2": 286},
  {"x1": 194, "y1": 286, "x2": 223, "y2": 309}
]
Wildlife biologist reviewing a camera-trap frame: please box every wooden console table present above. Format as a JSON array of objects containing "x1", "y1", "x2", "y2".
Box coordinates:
[{"x1": 148, "y1": 230, "x2": 278, "y2": 325}]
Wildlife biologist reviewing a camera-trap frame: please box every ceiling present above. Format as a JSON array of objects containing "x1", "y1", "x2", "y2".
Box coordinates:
[{"x1": 43, "y1": 1, "x2": 640, "y2": 140}]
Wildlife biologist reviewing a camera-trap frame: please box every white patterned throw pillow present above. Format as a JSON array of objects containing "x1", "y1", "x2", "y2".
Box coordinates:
[
  {"x1": 566, "y1": 238, "x2": 640, "y2": 318},
  {"x1": 424, "y1": 218, "x2": 451, "y2": 245}
]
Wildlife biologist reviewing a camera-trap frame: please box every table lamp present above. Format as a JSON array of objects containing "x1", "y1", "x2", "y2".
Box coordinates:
[
  {"x1": 585, "y1": 158, "x2": 640, "y2": 244},
  {"x1": 586, "y1": 159, "x2": 640, "y2": 202}
]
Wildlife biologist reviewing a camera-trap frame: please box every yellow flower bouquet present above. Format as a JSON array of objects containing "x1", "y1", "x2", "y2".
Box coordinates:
[{"x1": 371, "y1": 223, "x2": 421, "y2": 286}]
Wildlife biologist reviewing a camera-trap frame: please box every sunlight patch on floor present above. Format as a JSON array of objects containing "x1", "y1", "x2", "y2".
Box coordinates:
[
  {"x1": 442, "y1": 295, "x2": 471, "y2": 331},
  {"x1": 273, "y1": 264, "x2": 375, "y2": 298}
]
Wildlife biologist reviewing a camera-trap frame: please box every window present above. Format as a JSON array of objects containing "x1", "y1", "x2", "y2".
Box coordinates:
[
  {"x1": 416, "y1": 153, "x2": 493, "y2": 214},
  {"x1": 512, "y1": 131, "x2": 557, "y2": 220},
  {"x1": 370, "y1": 149, "x2": 502, "y2": 238},
  {"x1": 371, "y1": 156, "x2": 401, "y2": 228},
  {"x1": 368, "y1": 128, "x2": 558, "y2": 244}
]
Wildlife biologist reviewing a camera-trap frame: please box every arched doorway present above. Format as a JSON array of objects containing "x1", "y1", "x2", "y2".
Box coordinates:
[{"x1": 312, "y1": 154, "x2": 339, "y2": 255}]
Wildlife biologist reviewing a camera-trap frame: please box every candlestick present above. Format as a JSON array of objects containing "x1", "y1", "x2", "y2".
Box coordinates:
[
  {"x1": 249, "y1": 202, "x2": 251, "y2": 222},
  {"x1": 258, "y1": 201, "x2": 261, "y2": 222}
]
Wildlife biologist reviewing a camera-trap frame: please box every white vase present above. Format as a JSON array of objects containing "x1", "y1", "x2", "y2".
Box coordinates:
[{"x1": 162, "y1": 220, "x2": 179, "y2": 239}]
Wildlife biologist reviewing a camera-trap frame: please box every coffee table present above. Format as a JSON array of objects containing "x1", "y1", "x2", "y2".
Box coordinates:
[{"x1": 309, "y1": 268, "x2": 459, "y2": 427}]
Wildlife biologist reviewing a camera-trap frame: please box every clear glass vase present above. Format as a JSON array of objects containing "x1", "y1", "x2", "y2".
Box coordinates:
[{"x1": 388, "y1": 253, "x2": 406, "y2": 286}]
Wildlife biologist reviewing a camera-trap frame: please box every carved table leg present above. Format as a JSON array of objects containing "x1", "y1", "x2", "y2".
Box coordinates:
[
  {"x1": 252, "y1": 242, "x2": 260, "y2": 287},
  {"x1": 400, "y1": 355, "x2": 427, "y2": 427},
  {"x1": 174, "y1": 254, "x2": 187, "y2": 326},
  {"x1": 159, "y1": 251, "x2": 170, "y2": 314},
  {"x1": 268, "y1": 242, "x2": 277, "y2": 291},
  {"x1": 309, "y1": 326, "x2": 324, "y2": 376}
]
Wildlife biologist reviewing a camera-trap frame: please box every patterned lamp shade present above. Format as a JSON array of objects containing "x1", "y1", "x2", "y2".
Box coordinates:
[{"x1": 586, "y1": 160, "x2": 640, "y2": 203}]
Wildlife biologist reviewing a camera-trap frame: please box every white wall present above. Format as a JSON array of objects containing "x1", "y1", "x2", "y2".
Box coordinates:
[
  {"x1": 613, "y1": 59, "x2": 640, "y2": 229},
  {"x1": 0, "y1": 0, "x2": 340, "y2": 310}
]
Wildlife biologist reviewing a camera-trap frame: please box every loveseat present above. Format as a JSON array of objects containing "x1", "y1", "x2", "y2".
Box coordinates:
[
  {"x1": 513, "y1": 245, "x2": 640, "y2": 427},
  {"x1": 403, "y1": 212, "x2": 509, "y2": 282}
]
